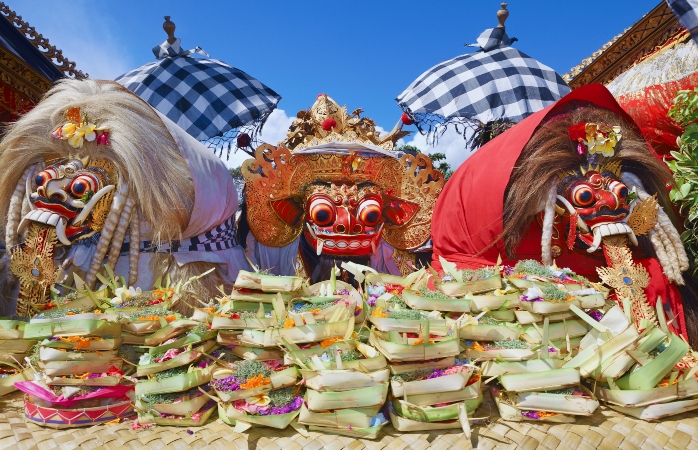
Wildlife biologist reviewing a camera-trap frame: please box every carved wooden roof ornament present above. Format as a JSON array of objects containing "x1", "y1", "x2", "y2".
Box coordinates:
[
  {"x1": 563, "y1": 2, "x2": 683, "y2": 89},
  {"x1": 0, "y1": 2, "x2": 87, "y2": 80}
]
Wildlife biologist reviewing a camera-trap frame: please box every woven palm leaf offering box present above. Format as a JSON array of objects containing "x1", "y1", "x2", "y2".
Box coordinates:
[
  {"x1": 421, "y1": 258, "x2": 609, "y2": 424},
  {"x1": 208, "y1": 268, "x2": 304, "y2": 361},
  {"x1": 12, "y1": 272, "x2": 137, "y2": 428},
  {"x1": 352, "y1": 266, "x2": 482, "y2": 436}
]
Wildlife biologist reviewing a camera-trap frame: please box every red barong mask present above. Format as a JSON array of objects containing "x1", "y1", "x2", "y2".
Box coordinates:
[
  {"x1": 431, "y1": 84, "x2": 696, "y2": 345},
  {"x1": 243, "y1": 95, "x2": 443, "y2": 266}
]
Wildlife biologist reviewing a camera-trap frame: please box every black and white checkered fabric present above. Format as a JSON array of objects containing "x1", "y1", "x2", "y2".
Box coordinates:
[
  {"x1": 137, "y1": 214, "x2": 238, "y2": 254},
  {"x1": 396, "y1": 45, "x2": 570, "y2": 129},
  {"x1": 667, "y1": 0, "x2": 698, "y2": 36},
  {"x1": 151, "y1": 38, "x2": 208, "y2": 60},
  {"x1": 115, "y1": 51, "x2": 281, "y2": 142},
  {"x1": 467, "y1": 27, "x2": 515, "y2": 52}
]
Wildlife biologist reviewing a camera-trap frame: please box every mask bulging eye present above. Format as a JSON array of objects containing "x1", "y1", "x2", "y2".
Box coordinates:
[
  {"x1": 571, "y1": 184, "x2": 595, "y2": 207},
  {"x1": 609, "y1": 180, "x2": 628, "y2": 201},
  {"x1": 357, "y1": 199, "x2": 382, "y2": 226},
  {"x1": 35, "y1": 171, "x2": 51, "y2": 187},
  {"x1": 69, "y1": 174, "x2": 97, "y2": 198},
  {"x1": 308, "y1": 197, "x2": 335, "y2": 226}
]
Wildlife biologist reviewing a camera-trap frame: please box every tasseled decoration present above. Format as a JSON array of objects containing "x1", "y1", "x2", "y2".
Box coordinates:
[{"x1": 567, "y1": 212, "x2": 578, "y2": 250}]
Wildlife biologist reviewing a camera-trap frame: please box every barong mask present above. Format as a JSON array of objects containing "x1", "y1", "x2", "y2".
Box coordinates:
[
  {"x1": 0, "y1": 80, "x2": 237, "y2": 317},
  {"x1": 526, "y1": 116, "x2": 687, "y2": 288},
  {"x1": 556, "y1": 162, "x2": 636, "y2": 254},
  {"x1": 243, "y1": 95, "x2": 443, "y2": 264},
  {"x1": 19, "y1": 156, "x2": 117, "y2": 246}
]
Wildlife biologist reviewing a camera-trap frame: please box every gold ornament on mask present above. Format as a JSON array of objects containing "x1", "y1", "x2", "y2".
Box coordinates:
[
  {"x1": 10, "y1": 223, "x2": 60, "y2": 315},
  {"x1": 626, "y1": 194, "x2": 659, "y2": 236}
]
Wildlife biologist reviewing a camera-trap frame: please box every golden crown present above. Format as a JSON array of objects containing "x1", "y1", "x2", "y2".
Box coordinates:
[{"x1": 282, "y1": 94, "x2": 410, "y2": 151}]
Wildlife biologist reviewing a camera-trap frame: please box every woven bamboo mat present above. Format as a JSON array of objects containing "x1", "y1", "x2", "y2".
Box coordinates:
[{"x1": 1, "y1": 391, "x2": 697, "y2": 450}]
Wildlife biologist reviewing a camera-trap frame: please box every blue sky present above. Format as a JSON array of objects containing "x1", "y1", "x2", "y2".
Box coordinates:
[{"x1": 14, "y1": 0, "x2": 660, "y2": 167}]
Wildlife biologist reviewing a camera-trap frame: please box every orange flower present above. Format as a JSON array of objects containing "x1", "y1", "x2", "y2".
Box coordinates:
[
  {"x1": 94, "y1": 310, "x2": 102, "y2": 314},
  {"x1": 371, "y1": 307, "x2": 388, "y2": 318},
  {"x1": 471, "y1": 341, "x2": 485, "y2": 352},
  {"x1": 412, "y1": 339, "x2": 435, "y2": 345},
  {"x1": 165, "y1": 315, "x2": 176, "y2": 323},
  {"x1": 239, "y1": 374, "x2": 271, "y2": 389},
  {"x1": 66, "y1": 311, "x2": 75, "y2": 316},
  {"x1": 59, "y1": 336, "x2": 94, "y2": 350},
  {"x1": 202, "y1": 307, "x2": 214, "y2": 313},
  {"x1": 658, "y1": 378, "x2": 679, "y2": 387},
  {"x1": 153, "y1": 287, "x2": 175, "y2": 302},
  {"x1": 76, "y1": 372, "x2": 92, "y2": 379},
  {"x1": 320, "y1": 337, "x2": 342, "y2": 348},
  {"x1": 282, "y1": 318, "x2": 295, "y2": 328},
  {"x1": 466, "y1": 374, "x2": 481, "y2": 386},
  {"x1": 537, "y1": 411, "x2": 559, "y2": 418},
  {"x1": 309, "y1": 308, "x2": 321, "y2": 314}
]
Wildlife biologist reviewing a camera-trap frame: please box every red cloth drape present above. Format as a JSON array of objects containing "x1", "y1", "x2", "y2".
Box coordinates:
[
  {"x1": 616, "y1": 73, "x2": 698, "y2": 155},
  {"x1": 431, "y1": 84, "x2": 660, "y2": 271},
  {"x1": 430, "y1": 83, "x2": 688, "y2": 337}
]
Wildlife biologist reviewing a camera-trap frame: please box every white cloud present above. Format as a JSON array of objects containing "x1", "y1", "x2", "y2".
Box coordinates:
[
  {"x1": 223, "y1": 109, "x2": 296, "y2": 168},
  {"x1": 378, "y1": 123, "x2": 476, "y2": 171},
  {"x1": 259, "y1": 109, "x2": 296, "y2": 147},
  {"x1": 401, "y1": 126, "x2": 476, "y2": 169}
]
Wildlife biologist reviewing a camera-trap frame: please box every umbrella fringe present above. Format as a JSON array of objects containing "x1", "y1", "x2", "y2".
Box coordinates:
[
  {"x1": 399, "y1": 107, "x2": 515, "y2": 150},
  {"x1": 201, "y1": 109, "x2": 275, "y2": 160}
]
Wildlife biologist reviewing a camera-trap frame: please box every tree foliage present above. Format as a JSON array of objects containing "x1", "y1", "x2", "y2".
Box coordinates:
[
  {"x1": 229, "y1": 166, "x2": 244, "y2": 204},
  {"x1": 667, "y1": 88, "x2": 698, "y2": 275},
  {"x1": 396, "y1": 145, "x2": 454, "y2": 182}
]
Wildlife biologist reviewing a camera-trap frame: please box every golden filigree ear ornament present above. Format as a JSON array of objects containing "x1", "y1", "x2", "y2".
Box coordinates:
[{"x1": 51, "y1": 107, "x2": 110, "y2": 149}]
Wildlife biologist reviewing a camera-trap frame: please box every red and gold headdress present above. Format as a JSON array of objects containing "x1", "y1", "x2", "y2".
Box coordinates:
[{"x1": 242, "y1": 95, "x2": 444, "y2": 261}]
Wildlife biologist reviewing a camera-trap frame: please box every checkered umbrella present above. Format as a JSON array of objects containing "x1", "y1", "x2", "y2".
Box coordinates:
[
  {"x1": 115, "y1": 38, "x2": 281, "y2": 158},
  {"x1": 667, "y1": 0, "x2": 698, "y2": 44},
  {"x1": 396, "y1": 27, "x2": 570, "y2": 147}
]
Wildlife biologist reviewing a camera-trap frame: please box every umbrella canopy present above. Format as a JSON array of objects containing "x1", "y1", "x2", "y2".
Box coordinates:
[
  {"x1": 115, "y1": 17, "x2": 281, "y2": 157},
  {"x1": 396, "y1": 5, "x2": 570, "y2": 147}
]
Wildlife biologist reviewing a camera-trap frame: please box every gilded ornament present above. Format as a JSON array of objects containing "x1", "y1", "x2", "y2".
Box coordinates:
[
  {"x1": 626, "y1": 194, "x2": 659, "y2": 236},
  {"x1": 10, "y1": 223, "x2": 60, "y2": 315}
]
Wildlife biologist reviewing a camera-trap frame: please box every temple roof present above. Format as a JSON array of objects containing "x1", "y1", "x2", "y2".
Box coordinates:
[
  {"x1": 0, "y1": 2, "x2": 86, "y2": 109},
  {"x1": 563, "y1": 2, "x2": 683, "y2": 89}
]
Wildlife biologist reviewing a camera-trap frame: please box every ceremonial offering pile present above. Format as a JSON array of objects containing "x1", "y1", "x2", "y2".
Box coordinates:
[
  {"x1": 361, "y1": 270, "x2": 477, "y2": 434},
  {"x1": 274, "y1": 271, "x2": 387, "y2": 438},
  {"x1": 287, "y1": 339, "x2": 388, "y2": 438},
  {"x1": 95, "y1": 269, "x2": 224, "y2": 428},
  {"x1": 3, "y1": 258, "x2": 698, "y2": 436},
  {"x1": 204, "y1": 270, "x2": 305, "y2": 431},
  {"x1": 438, "y1": 259, "x2": 604, "y2": 423},
  {"x1": 15, "y1": 279, "x2": 134, "y2": 428},
  {"x1": 133, "y1": 318, "x2": 218, "y2": 427},
  {"x1": 570, "y1": 301, "x2": 698, "y2": 421},
  {"x1": 0, "y1": 319, "x2": 35, "y2": 396}
]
